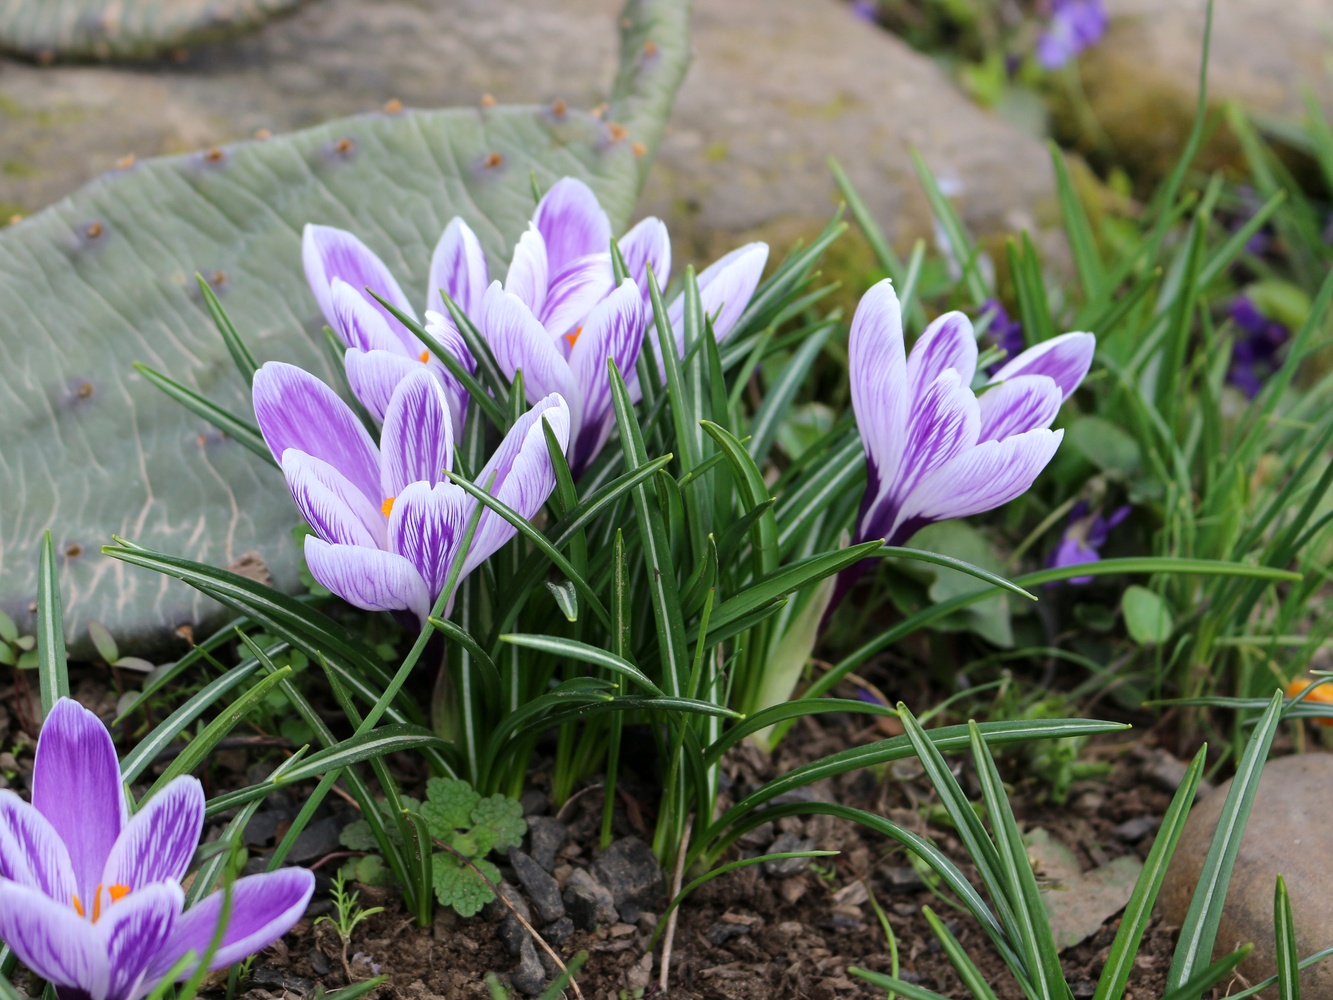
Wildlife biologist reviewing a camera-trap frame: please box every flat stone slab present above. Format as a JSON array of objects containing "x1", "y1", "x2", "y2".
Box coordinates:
[
  {"x1": 1160, "y1": 753, "x2": 1333, "y2": 997},
  {"x1": 1026, "y1": 827, "x2": 1143, "y2": 952},
  {"x1": 0, "y1": 0, "x2": 1059, "y2": 258}
]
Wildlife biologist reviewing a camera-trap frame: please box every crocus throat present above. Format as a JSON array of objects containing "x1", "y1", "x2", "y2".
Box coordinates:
[
  {"x1": 564, "y1": 326, "x2": 583, "y2": 348},
  {"x1": 71, "y1": 884, "x2": 131, "y2": 922},
  {"x1": 381, "y1": 497, "x2": 396, "y2": 517}
]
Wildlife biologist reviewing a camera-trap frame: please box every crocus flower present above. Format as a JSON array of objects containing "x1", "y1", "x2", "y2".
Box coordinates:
[
  {"x1": 1036, "y1": 0, "x2": 1107, "y2": 69},
  {"x1": 253, "y1": 362, "x2": 569, "y2": 624},
  {"x1": 1226, "y1": 296, "x2": 1288, "y2": 399},
  {"x1": 0, "y1": 698, "x2": 314, "y2": 1000},
  {"x1": 303, "y1": 218, "x2": 485, "y2": 431},
  {"x1": 834, "y1": 280, "x2": 1094, "y2": 603},
  {"x1": 1048, "y1": 502, "x2": 1130, "y2": 584}
]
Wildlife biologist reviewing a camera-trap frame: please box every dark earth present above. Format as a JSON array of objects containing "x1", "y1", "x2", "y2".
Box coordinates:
[{"x1": 1, "y1": 664, "x2": 1307, "y2": 1000}]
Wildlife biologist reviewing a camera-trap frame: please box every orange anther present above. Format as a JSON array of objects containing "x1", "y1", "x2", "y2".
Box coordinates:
[
  {"x1": 564, "y1": 326, "x2": 583, "y2": 348},
  {"x1": 382, "y1": 497, "x2": 396, "y2": 517},
  {"x1": 419, "y1": 350, "x2": 430, "y2": 363}
]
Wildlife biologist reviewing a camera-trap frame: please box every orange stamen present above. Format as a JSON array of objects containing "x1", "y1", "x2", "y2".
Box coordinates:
[
  {"x1": 381, "y1": 497, "x2": 396, "y2": 517},
  {"x1": 419, "y1": 350, "x2": 430, "y2": 363},
  {"x1": 564, "y1": 326, "x2": 583, "y2": 349},
  {"x1": 72, "y1": 894, "x2": 84, "y2": 917},
  {"x1": 108, "y1": 884, "x2": 130, "y2": 903}
]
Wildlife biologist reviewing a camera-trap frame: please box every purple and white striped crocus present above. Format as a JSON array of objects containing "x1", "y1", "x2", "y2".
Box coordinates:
[
  {"x1": 0, "y1": 698, "x2": 314, "y2": 1000},
  {"x1": 253, "y1": 362, "x2": 569, "y2": 624},
  {"x1": 836, "y1": 280, "x2": 1095, "y2": 601},
  {"x1": 303, "y1": 217, "x2": 486, "y2": 432}
]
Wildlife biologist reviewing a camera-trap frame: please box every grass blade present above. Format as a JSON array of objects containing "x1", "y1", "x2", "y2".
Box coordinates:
[{"x1": 35, "y1": 531, "x2": 70, "y2": 715}]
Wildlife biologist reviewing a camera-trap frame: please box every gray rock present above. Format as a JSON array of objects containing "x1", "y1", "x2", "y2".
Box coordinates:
[
  {"x1": 486, "y1": 883, "x2": 532, "y2": 958},
  {"x1": 540, "y1": 916, "x2": 575, "y2": 945},
  {"x1": 1069, "y1": 0, "x2": 1333, "y2": 180},
  {"x1": 0, "y1": 0, "x2": 1057, "y2": 261},
  {"x1": 1160, "y1": 754, "x2": 1333, "y2": 998},
  {"x1": 242, "y1": 808, "x2": 292, "y2": 847},
  {"x1": 509, "y1": 848, "x2": 565, "y2": 924},
  {"x1": 592, "y1": 837, "x2": 663, "y2": 923},
  {"x1": 1112, "y1": 816, "x2": 1160, "y2": 843},
  {"x1": 518, "y1": 790, "x2": 549, "y2": 816},
  {"x1": 307, "y1": 950, "x2": 331, "y2": 977},
  {"x1": 510, "y1": 936, "x2": 546, "y2": 996},
  {"x1": 283, "y1": 815, "x2": 342, "y2": 864},
  {"x1": 526, "y1": 816, "x2": 568, "y2": 872},
  {"x1": 879, "y1": 865, "x2": 925, "y2": 893},
  {"x1": 562, "y1": 867, "x2": 618, "y2": 931},
  {"x1": 705, "y1": 921, "x2": 752, "y2": 946},
  {"x1": 763, "y1": 831, "x2": 816, "y2": 877}
]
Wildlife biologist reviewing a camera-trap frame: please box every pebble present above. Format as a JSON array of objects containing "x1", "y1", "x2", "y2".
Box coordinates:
[
  {"x1": 307, "y1": 950, "x2": 330, "y2": 977},
  {"x1": 1112, "y1": 816, "x2": 1160, "y2": 842},
  {"x1": 509, "y1": 848, "x2": 565, "y2": 924},
  {"x1": 510, "y1": 937, "x2": 545, "y2": 996},
  {"x1": 1139, "y1": 747, "x2": 1214, "y2": 798},
  {"x1": 283, "y1": 816, "x2": 343, "y2": 864},
  {"x1": 518, "y1": 790, "x2": 549, "y2": 816},
  {"x1": 487, "y1": 883, "x2": 532, "y2": 958},
  {"x1": 562, "y1": 868, "x2": 617, "y2": 931},
  {"x1": 763, "y1": 831, "x2": 816, "y2": 877},
  {"x1": 879, "y1": 865, "x2": 925, "y2": 893},
  {"x1": 705, "y1": 921, "x2": 752, "y2": 946},
  {"x1": 525, "y1": 816, "x2": 568, "y2": 872},
  {"x1": 1161, "y1": 753, "x2": 1333, "y2": 997},
  {"x1": 540, "y1": 916, "x2": 574, "y2": 945},
  {"x1": 592, "y1": 837, "x2": 663, "y2": 923}
]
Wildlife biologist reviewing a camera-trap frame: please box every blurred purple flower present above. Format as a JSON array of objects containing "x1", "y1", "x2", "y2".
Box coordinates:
[
  {"x1": 254, "y1": 362, "x2": 569, "y2": 624},
  {"x1": 832, "y1": 280, "x2": 1095, "y2": 606},
  {"x1": 0, "y1": 698, "x2": 314, "y2": 1000},
  {"x1": 979, "y1": 298, "x2": 1025, "y2": 372},
  {"x1": 851, "y1": 0, "x2": 878, "y2": 23},
  {"x1": 1036, "y1": 0, "x2": 1108, "y2": 69},
  {"x1": 1048, "y1": 502, "x2": 1130, "y2": 584},
  {"x1": 1227, "y1": 296, "x2": 1288, "y2": 399}
]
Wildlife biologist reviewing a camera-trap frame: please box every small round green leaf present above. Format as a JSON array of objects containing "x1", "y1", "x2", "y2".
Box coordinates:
[{"x1": 1122, "y1": 585, "x2": 1174, "y2": 645}]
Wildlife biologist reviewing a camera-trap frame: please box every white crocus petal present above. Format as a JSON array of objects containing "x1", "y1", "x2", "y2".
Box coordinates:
[
  {"x1": 343, "y1": 348, "x2": 422, "y2": 424},
  {"x1": 976, "y1": 374, "x2": 1063, "y2": 443},
  {"x1": 533, "y1": 177, "x2": 612, "y2": 278},
  {"x1": 989, "y1": 331, "x2": 1096, "y2": 400},
  {"x1": 388, "y1": 480, "x2": 469, "y2": 599},
  {"x1": 379, "y1": 369, "x2": 456, "y2": 500},
  {"x1": 901, "y1": 428, "x2": 1064, "y2": 527},
  {"x1": 905, "y1": 311, "x2": 977, "y2": 400},
  {"x1": 303, "y1": 536, "x2": 432, "y2": 625},
  {"x1": 848, "y1": 280, "x2": 910, "y2": 521},
  {"x1": 666, "y1": 241, "x2": 769, "y2": 350},
  {"x1": 281, "y1": 449, "x2": 386, "y2": 549},
  {"x1": 464, "y1": 394, "x2": 570, "y2": 574},
  {"x1": 480, "y1": 282, "x2": 582, "y2": 430},
  {"x1": 427, "y1": 216, "x2": 490, "y2": 318},
  {"x1": 504, "y1": 225, "x2": 549, "y2": 318},
  {"x1": 618, "y1": 216, "x2": 672, "y2": 304},
  {"x1": 302, "y1": 224, "x2": 417, "y2": 333},
  {"x1": 0, "y1": 880, "x2": 110, "y2": 1000}
]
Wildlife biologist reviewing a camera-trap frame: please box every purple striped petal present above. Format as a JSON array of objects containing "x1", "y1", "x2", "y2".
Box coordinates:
[
  {"x1": 388, "y1": 481, "x2": 468, "y2": 599},
  {"x1": 329, "y1": 279, "x2": 413, "y2": 357},
  {"x1": 667, "y1": 242, "x2": 769, "y2": 346},
  {"x1": 540, "y1": 253, "x2": 616, "y2": 340},
  {"x1": 380, "y1": 369, "x2": 455, "y2": 499},
  {"x1": 303, "y1": 537, "x2": 431, "y2": 624},
  {"x1": 281, "y1": 450, "x2": 385, "y2": 549},
  {"x1": 427, "y1": 217, "x2": 490, "y2": 318},
  {"x1": 420, "y1": 313, "x2": 476, "y2": 435},
  {"x1": 989, "y1": 331, "x2": 1095, "y2": 400},
  {"x1": 619, "y1": 217, "x2": 671, "y2": 305},
  {"x1": 849, "y1": 280, "x2": 909, "y2": 529},
  {"x1": 533, "y1": 177, "x2": 612, "y2": 278},
  {"x1": 906, "y1": 311, "x2": 977, "y2": 400},
  {"x1": 464, "y1": 394, "x2": 570, "y2": 574},
  {"x1": 898, "y1": 369, "x2": 980, "y2": 500},
  {"x1": 0, "y1": 880, "x2": 109, "y2": 999},
  {"x1": 568, "y1": 280, "x2": 645, "y2": 473},
  {"x1": 977, "y1": 375, "x2": 1063, "y2": 443},
  {"x1": 902, "y1": 428, "x2": 1064, "y2": 527},
  {"x1": 504, "y1": 225, "x2": 549, "y2": 317},
  {"x1": 0, "y1": 792, "x2": 77, "y2": 903},
  {"x1": 145, "y1": 868, "x2": 314, "y2": 984},
  {"x1": 480, "y1": 283, "x2": 580, "y2": 420},
  {"x1": 99, "y1": 882, "x2": 182, "y2": 1000},
  {"x1": 100, "y1": 777, "x2": 204, "y2": 891},
  {"x1": 342, "y1": 348, "x2": 420, "y2": 424},
  {"x1": 253, "y1": 363, "x2": 382, "y2": 509},
  {"x1": 33, "y1": 698, "x2": 126, "y2": 905},
  {"x1": 302, "y1": 224, "x2": 416, "y2": 333}
]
